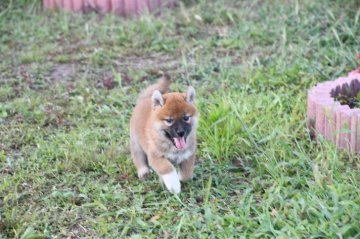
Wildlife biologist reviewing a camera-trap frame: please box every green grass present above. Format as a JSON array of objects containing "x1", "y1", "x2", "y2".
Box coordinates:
[{"x1": 1, "y1": 0, "x2": 360, "y2": 238}]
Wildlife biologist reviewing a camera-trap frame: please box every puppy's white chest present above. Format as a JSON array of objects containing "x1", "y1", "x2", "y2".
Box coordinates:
[{"x1": 166, "y1": 149, "x2": 193, "y2": 165}]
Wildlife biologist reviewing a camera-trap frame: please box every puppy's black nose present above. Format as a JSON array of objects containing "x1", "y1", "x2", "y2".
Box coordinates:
[{"x1": 176, "y1": 130, "x2": 185, "y2": 137}]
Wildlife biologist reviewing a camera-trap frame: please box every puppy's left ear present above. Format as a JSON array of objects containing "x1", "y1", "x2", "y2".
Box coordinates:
[{"x1": 186, "y1": 86, "x2": 195, "y2": 104}]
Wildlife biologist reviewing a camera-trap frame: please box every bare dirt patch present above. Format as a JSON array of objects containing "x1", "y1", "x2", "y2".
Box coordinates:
[
  {"x1": 49, "y1": 63, "x2": 78, "y2": 83},
  {"x1": 114, "y1": 53, "x2": 181, "y2": 73}
]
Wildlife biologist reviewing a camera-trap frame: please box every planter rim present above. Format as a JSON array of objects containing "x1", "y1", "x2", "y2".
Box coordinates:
[{"x1": 307, "y1": 71, "x2": 360, "y2": 152}]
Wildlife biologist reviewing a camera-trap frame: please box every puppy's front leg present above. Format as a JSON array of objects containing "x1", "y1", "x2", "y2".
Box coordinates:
[
  {"x1": 148, "y1": 154, "x2": 181, "y2": 194},
  {"x1": 179, "y1": 154, "x2": 195, "y2": 181}
]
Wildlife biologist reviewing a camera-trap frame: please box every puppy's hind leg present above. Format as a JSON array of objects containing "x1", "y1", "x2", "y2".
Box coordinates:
[{"x1": 130, "y1": 134, "x2": 150, "y2": 180}]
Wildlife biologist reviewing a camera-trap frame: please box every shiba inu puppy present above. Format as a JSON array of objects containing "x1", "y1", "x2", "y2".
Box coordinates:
[{"x1": 130, "y1": 75, "x2": 198, "y2": 194}]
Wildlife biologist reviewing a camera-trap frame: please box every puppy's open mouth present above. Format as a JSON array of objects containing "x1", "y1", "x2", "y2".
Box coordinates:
[{"x1": 165, "y1": 132, "x2": 187, "y2": 150}]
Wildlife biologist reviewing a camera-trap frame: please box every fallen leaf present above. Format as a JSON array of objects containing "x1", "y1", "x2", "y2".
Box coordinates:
[
  {"x1": 150, "y1": 214, "x2": 161, "y2": 223},
  {"x1": 271, "y1": 208, "x2": 278, "y2": 217},
  {"x1": 103, "y1": 76, "x2": 118, "y2": 90}
]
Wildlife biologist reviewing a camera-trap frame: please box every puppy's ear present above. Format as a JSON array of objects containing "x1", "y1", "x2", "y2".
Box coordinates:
[
  {"x1": 152, "y1": 90, "x2": 164, "y2": 109},
  {"x1": 186, "y1": 86, "x2": 195, "y2": 104}
]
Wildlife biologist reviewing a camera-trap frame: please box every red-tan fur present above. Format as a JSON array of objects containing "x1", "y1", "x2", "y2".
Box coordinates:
[{"x1": 129, "y1": 76, "x2": 198, "y2": 193}]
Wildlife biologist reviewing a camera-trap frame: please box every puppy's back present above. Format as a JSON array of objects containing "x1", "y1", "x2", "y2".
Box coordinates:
[{"x1": 137, "y1": 75, "x2": 170, "y2": 103}]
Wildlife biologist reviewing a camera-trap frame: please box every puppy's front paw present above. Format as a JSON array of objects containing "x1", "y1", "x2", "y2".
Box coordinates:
[
  {"x1": 179, "y1": 171, "x2": 193, "y2": 182},
  {"x1": 137, "y1": 167, "x2": 151, "y2": 180},
  {"x1": 161, "y1": 170, "x2": 181, "y2": 194}
]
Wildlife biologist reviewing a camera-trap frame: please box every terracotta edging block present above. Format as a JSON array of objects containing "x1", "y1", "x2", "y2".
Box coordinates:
[
  {"x1": 307, "y1": 72, "x2": 360, "y2": 153},
  {"x1": 324, "y1": 102, "x2": 340, "y2": 143},
  {"x1": 43, "y1": 0, "x2": 177, "y2": 16}
]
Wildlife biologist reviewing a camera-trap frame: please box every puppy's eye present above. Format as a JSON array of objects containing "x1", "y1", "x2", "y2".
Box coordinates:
[
  {"x1": 183, "y1": 115, "x2": 191, "y2": 122},
  {"x1": 165, "y1": 118, "x2": 174, "y2": 124}
]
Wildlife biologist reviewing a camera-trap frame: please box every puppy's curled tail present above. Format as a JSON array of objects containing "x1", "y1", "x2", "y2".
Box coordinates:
[{"x1": 137, "y1": 74, "x2": 170, "y2": 102}]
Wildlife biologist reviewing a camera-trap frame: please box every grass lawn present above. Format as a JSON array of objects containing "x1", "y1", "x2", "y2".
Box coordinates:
[{"x1": 1, "y1": 0, "x2": 360, "y2": 238}]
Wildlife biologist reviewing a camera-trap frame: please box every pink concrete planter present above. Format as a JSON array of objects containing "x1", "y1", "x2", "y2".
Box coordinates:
[
  {"x1": 307, "y1": 71, "x2": 360, "y2": 152},
  {"x1": 43, "y1": 0, "x2": 177, "y2": 16}
]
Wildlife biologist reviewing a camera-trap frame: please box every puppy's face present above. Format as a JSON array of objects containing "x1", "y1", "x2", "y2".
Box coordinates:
[{"x1": 152, "y1": 87, "x2": 197, "y2": 150}]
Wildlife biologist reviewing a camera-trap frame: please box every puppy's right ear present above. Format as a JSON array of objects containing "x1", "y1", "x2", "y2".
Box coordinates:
[{"x1": 152, "y1": 90, "x2": 164, "y2": 109}]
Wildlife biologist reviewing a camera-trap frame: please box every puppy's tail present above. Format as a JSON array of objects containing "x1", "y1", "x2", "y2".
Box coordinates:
[{"x1": 137, "y1": 74, "x2": 170, "y2": 102}]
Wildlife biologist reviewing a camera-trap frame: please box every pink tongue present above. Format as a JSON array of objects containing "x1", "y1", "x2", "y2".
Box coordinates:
[{"x1": 173, "y1": 137, "x2": 186, "y2": 149}]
